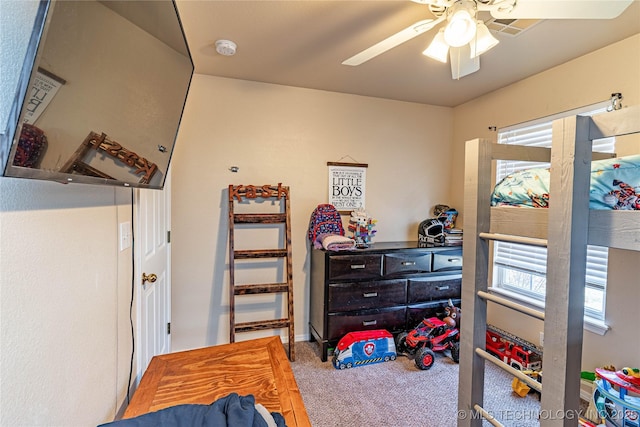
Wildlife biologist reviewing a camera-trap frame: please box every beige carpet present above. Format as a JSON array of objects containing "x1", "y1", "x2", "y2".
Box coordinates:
[{"x1": 290, "y1": 341, "x2": 545, "y2": 427}]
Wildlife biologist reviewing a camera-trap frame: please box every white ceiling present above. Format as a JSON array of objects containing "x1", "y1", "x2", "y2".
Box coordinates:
[{"x1": 175, "y1": 1, "x2": 640, "y2": 108}]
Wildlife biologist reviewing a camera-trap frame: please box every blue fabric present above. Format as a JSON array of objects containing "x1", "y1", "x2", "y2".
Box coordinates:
[
  {"x1": 491, "y1": 154, "x2": 640, "y2": 210},
  {"x1": 99, "y1": 393, "x2": 287, "y2": 427},
  {"x1": 491, "y1": 167, "x2": 550, "y2": 208},
  {"x1": 589, "y1": 154, "x2": 640, "y2": 209}
]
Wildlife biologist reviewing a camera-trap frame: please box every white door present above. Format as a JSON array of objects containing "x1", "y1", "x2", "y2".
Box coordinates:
[{"x1": 135, "y1": 171, "x2": 171, "y2": 378}]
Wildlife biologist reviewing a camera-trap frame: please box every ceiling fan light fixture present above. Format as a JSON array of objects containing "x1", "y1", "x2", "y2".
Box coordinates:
[
  {"x1": 443, "y1": 2, "x2": 477, "y2": 47},
  {"x1": 450, "y1": 45, "x2": 480, "y2": 80},
  {"x1": 470, "y1": 22, "x2": 499, "y2": 58},
  {"x1": 423, "y1": 29, "x2": 449, "y2": 63}
]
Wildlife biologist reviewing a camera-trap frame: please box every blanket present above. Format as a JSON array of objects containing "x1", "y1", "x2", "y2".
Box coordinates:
[
  {"x1": 98, "y1": 393, "x2": 286, "y2": 427},
  {"x1": 491, "y1": 154, "x2": 640, "y2": 210},
  {"x1": 313, "y1": 233, "x2": 356, "y2": 251}
]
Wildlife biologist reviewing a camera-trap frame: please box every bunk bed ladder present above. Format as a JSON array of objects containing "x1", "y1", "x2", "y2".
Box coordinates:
[
  {"x1": 228, "y1": 184, "x2": 295, "y2": 361},
  {"x1": 458, "y1": 114, "x2": 595, "y2": 426}
]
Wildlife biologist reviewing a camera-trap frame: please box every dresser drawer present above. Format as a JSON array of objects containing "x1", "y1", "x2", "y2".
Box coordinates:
[
  {"x1": 328, "y1": 279, "x2": 407, "y2": 312},
  {"x1": 328, "y1": 254, "x2": 382, "y2": 281},
  {"x1": 407, "y1": 298, "x2": 462, "y2": 327},
  {"x1": 433, "y1": 251, "x2": 463, "y2": 271},
  {"x1": 327, "y1": 307, "x2": 406, "y2": 340},
  {"x1": 383, "y1": 252, "x2": 431, "y2": 275},
  {"x1": 407, "y1": 274, "x2": 462, "y2": 303}
]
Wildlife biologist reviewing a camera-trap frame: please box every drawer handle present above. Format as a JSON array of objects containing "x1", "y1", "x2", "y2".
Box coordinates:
[
  {"x1": 448, "y1": 258, "x2": 461, "y2": 263},
  {"x1": 401, "y1": 261, "x2": 416, "y2": 266},
  {"x1": 350, "y1": 264, "x2": 366, "y2": 269},
  {"x1": 436, "y1": 285, "x2": 450, "y2": 291},
  {"x1": 362, "y1": 320, "x2": 377, "y2": 326},
  {"x1": 363, "y1": 292, "x2": 378, "y2": 298}
]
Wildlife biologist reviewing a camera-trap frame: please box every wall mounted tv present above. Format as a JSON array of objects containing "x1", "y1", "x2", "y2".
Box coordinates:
[{"x1": 1, "y1": 0, "x2": 193, "y2": 190}]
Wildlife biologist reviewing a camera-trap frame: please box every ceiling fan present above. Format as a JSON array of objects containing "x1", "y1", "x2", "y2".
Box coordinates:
[{"x1": 342, "y1": 0, "x2": 634, "y2": 79}]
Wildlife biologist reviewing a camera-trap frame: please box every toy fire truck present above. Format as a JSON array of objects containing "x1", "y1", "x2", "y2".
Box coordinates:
[{"x1": 485, "y1": 325, "x2": 542, "y2": 371}]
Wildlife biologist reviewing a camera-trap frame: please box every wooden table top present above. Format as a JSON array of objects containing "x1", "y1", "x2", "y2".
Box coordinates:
[{"x1": 123, "y1": 336, "x2": 310, "y2": 426}]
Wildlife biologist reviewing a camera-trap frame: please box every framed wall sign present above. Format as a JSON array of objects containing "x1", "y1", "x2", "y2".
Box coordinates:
[
  {"x1": 327, "y1": 161, "x2": 367, "y2": 213},
  {"x1": 23, "y1": 68, "x2": 66, "y2": 125}
]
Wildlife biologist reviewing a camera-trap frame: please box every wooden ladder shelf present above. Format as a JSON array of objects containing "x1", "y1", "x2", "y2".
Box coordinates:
[{"x1": 228, "y1": 184, "x2": 295, "y2": 361}]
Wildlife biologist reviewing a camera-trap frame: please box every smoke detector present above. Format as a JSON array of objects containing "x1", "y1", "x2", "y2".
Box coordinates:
[{"x1": 215, "y1": 40, "x2": 237, "y2": 56}]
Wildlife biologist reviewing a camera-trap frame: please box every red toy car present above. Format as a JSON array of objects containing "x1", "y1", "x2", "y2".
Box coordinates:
[{"x1": 396, "y1": 316, "x2": 460, "y2": 370}]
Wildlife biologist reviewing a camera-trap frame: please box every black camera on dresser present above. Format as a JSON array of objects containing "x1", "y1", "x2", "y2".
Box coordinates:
[{"x1": 309, "y1": 241, "x2": 463, "y2": 361}]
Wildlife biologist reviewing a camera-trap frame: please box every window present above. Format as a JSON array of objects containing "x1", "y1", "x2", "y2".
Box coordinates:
[{"x1": 492, "y1": 104, "x2": 614, "y2": 323}]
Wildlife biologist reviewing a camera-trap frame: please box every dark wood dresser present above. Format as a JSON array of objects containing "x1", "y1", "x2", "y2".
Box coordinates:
[{"x1": 309, "y1": 241, "x2": 462, "y2": 361}]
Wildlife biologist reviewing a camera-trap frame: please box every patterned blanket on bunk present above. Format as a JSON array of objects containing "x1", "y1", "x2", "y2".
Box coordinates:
[{"x1": 491, "y1": 154, "x2": 640, "y2": 210}]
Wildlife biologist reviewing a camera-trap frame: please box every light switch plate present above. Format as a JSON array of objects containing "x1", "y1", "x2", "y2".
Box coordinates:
[{"x1": 119, "y1": 221, "x2": 131, "y2": 251}]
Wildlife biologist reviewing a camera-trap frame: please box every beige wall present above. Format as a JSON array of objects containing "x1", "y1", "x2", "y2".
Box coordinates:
[
  {"x1": 451, "y1": 34, "x2": 640, "y2": 371},
  {"x1": 0, "y1": 180, "x2": 134, "y2": 425},
  {"x1": 1, "y1": 2, "x2": 134, "y2": 425},
  {"x1": 170, "y1": 75, "x2": 453, "y2": 350}
]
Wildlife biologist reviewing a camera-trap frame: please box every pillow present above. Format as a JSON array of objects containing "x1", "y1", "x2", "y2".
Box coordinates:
[
  {"x1": 590, "y1": 154, "x2": 640, "y2": 210},
  {"x1": 491, "y1": 168, "x2": 550, "y2": 208}
]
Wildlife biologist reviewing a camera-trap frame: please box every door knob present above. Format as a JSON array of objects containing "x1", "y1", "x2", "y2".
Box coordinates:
[{"x1": 142, "y1": 273, "x2": 157, "y2": 284}]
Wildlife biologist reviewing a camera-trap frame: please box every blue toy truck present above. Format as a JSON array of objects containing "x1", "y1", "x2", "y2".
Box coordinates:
[{"x1": 332, "y1": 329, "x2": 397, "y2": 369}]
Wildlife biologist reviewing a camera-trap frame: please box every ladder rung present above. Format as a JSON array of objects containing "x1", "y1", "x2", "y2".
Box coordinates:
[
  {"x1": 473, "y1": 404, "x2": 504, "y2": 427},
  {"x1": 479, "y1": 232, "x2": 548, "y2": 247},
  {"x1": 233, "y1": 213, "x2": 287, "y2": 224},
  {"x1": 477, "y1": 291, "x2": 545, "y2": 321},
  {"x1": 235, "y1": 319, "x2": 290, "y2": 333},
  {"x1": 234, "y1": 249, "x2": 288, "y2": 259},
  {"x1": 234, "y1": 283, "x2": 289, "y2": 295},
  {"x1": 475, "y1": 348, "x2": 543, "y2": 393}
]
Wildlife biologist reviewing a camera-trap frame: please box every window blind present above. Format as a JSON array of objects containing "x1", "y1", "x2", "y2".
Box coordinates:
[{"x1": 493, "y1": 104, "x2": 613, "y2": 320}]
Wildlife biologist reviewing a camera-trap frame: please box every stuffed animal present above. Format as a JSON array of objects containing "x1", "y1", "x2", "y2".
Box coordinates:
[
  {"x1": 348, "y1": 208, "x2": 377, "y2": 247},
  {"x1": 442, "y1": 299, "x2": 461, "y2": 328}
]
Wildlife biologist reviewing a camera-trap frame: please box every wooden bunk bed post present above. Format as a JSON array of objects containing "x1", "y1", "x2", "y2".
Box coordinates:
[
  {"x1": 458, "y1": 138, "x2": 494, "y2": 427},
  {"x1": 541, "y1": 115, "x2": 593, "y2": 426},
  {"x1": 459, "y1": 105, "x2": 640, "y2": 427}
]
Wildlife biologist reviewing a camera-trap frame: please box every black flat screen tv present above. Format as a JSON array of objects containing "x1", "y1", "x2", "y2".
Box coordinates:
[{"x1": 1, "y1": 0, "x2": 193, "y2": 189}]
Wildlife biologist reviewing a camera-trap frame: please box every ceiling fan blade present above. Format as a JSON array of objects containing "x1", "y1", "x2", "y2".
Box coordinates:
[
  {"x1": 490, "y1": 0, "x2": 634, "y2": 20},
  {"x1": 450, "y1": 45, "x2": 480, "y2": 80},
  {"x1": 342, "y1": 18, "x2": 443, "y2": 66}
]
